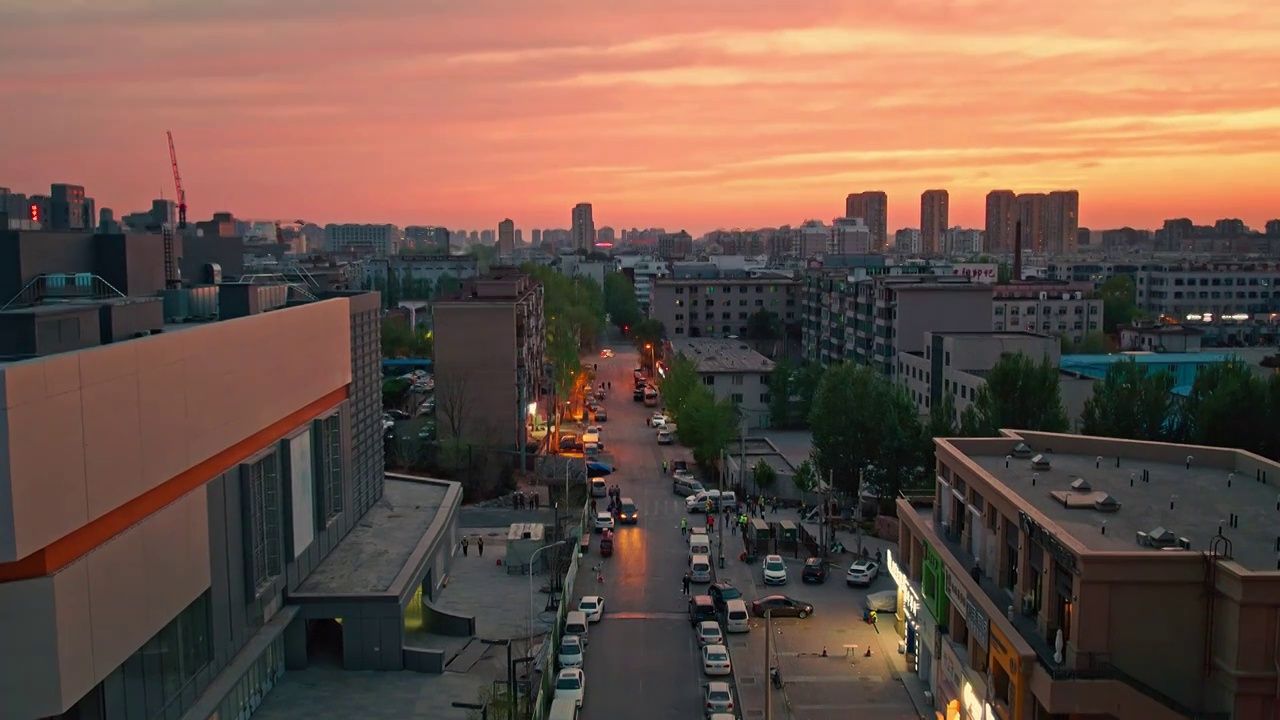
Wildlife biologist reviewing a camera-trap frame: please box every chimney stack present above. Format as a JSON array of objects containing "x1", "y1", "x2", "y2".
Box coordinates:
[{"x1": 1012, "y1": 220, "x2": 1023, "y2": 283}]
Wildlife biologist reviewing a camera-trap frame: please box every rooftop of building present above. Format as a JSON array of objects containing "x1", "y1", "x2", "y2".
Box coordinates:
[
  {"x1": 1120, "y1": 322, "x2": 1205, "y2": 336},
  {"x1": 876, "y1": 277, "x2": 990, "y2": 291},
  {"x1": 945, "y1": 431, "x2": 1280, "y2": 572},
  {"x1": 437, "y1": 268, "x2": 539, "y2": 302},
  {"x1": 670, "y1": 337, "x2": 775, "y2": 374},
  {"x1": 932, "y1": 330, "x2": 1052, "y2": 341},
  {"x1": 295, "y1": 477, "x2": 453, "y2": 594}
]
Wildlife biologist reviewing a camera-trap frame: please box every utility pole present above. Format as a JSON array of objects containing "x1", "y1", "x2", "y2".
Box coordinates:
[
  {"x1": 764, "y1": 608, "x2": 774, "y2": 720},
  {"x1": 718, "y1": 447, "x2": 726, "y2": 569}
]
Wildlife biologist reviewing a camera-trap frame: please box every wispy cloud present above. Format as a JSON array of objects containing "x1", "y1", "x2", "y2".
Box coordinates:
[{"x1": 0, "y1": 0, "x2": 1277, "y2": 232}]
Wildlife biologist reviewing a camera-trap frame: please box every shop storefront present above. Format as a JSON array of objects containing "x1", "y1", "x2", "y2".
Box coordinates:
[
  {"x1": 984, "y1": 624, "x2": 1023, "y2": 720},
  {"x1": 886, "y1": 549, "x2": 937, "y2": 695},
  {"x1": 936, "y1": 639, "x2": 998, "y2": 720}
]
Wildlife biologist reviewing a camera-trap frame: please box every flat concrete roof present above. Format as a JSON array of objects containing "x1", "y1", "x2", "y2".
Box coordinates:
[
  {"x1": 970, "y1": 450, "x2": 1279, "y2": 571},
  {"x1": 671, "y1": 338, "x2": 775, "y2": 374},
  {"x1": 296, "y1": 478, "x2": 449, "y2": 594}
]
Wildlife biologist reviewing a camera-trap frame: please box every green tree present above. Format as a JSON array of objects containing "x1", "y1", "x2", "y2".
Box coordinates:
[
  {"x1": 469, "y1": 244, "x2": 498, "y2": 273},
  {"x1": 792, "y1": 459, "x2": 818, "y2": 505},
  {"x1": 381, "y1": 318, "x2": 432, "y2": 357},
  {"x1": 676, "y1": 386, "x2": 740, "y2": 466},
  {"x1": 657, "y1": 353, "x2": 701, "y2": 421},
  {"x1": 629, "y1": 318, "x2": 663, "y2": 351},
  {"x1": 929, "y1": 392, "x2": 958, "y2": 438},
  {"x1": 1079, "y1": 358, "x2": 1176, "y2": 441},
  {"x1": 789, "y1": 363, "x2": 825, "y2": 426},
  {"x1": 810, "y1": 364, "x2": 926, "y2": 499},
  {"x1": 433, "y1": 274, "x2": 462, "y2": 299},
  {"x1": 997, "y1": 262, "x2": 1013, "y2": 283},
  {"x1": 602, "y1": 272, "x2": 642, "y2": 331},
  {"x1": 1098, "y1": 275, "x2": 1141, "y2": 333},
  {"x1": 752, "y1": 459, "x2": 778, "y2": 494},
  {"x1": 961, "y1": 352, "x2": 1069, "y2": 436},
  {"x1": 1176, "y1": 360, "x2": 1273, "y2": 456},
  {"x1": 1061, "y1": 330, "x2": 1112, "y2": 355}
]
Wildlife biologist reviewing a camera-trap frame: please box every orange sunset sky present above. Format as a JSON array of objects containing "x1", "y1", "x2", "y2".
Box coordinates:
[{"x1": 1, "y1": 0, "x2": 1278, "y2": 235}]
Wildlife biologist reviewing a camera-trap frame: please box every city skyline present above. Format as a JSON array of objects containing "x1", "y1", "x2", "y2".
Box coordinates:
[{"x1": 2, "y1": 1, "x2": 1278, "y2": 233}]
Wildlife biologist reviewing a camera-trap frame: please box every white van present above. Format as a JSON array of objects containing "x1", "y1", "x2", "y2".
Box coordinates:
[
  {"x1": 672, "y1": 475, "x2": 703, "y2": 497},
  {"x1": 548, "y1": 697, "x2": 580, "y2": 720},
  {"x1": 564, "y1": 611, "x2": 590, "y2": 646},
  {"x1": 724, "y1": 599, "x2": 751, "y2": 633},
  {"x1": 689, "y1": 554, "x2": 712, "y2": 583},
  {"x1": 688, "y1": 534, "x2": 711, "y2": 557},
  {"x1": 718, "y1": 491, "x2": 739, "y2": 512},
  {"x1": 685, "y1": 489, "x2": 721, "y2": 512}
]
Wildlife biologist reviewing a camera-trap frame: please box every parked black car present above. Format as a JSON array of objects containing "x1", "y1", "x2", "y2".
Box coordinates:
[
  {"x1": 708, "y1": 582, "x2": 742, "y2": 614},
  {"x1": 801, "y1": 557, "x2": 830, "y2": 583},
  {"x1": 751, "y1": 595, "x2": 814, "y2": 619},
  {"x1": 688, "y1": 595, "x2": 717, "y2": 625}
]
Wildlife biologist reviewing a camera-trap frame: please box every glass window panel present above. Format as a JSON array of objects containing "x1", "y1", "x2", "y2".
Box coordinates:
[
  {"x1": 143, "y1": 637, "x2": 165, "y2": 717},
  {"x1": 160, "y1": 621, "x2": 182, "y2": 700}
]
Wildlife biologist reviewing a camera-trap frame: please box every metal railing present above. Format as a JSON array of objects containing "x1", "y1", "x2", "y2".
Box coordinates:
[{"x1": 1037, "y1": 652, "x2": 1229, "y2": 720}]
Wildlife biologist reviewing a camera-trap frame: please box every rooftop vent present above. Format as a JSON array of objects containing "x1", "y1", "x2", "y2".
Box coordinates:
[
  {"x1": 1012, "y1": 443, "x2": 1033, "y2": 459},
  {"x1": 1094, "y1": 494, "x2": 1121, "y2": 513},
  {"x1": 1070, "y1": 478, "x2": 1092, "y2": 492},
  {"x1": 1030, "y1": 454, "x2": 1051, "y2": 470}
]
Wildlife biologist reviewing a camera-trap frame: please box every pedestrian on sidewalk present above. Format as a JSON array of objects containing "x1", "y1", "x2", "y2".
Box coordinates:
[
  {"x1": 707, "y1": 515, "x2": 715, "y2": 532},
  {"x1": 478, "y1": 537, "x2": 485, "y2": 557},
  {"x1": 682, "y1": 572, "x2": 691, "y2": 595},
  {"x1": 591, "y1": 499, "x2": 598, "y2": 514},
  {"x1": 461, "y1": 536, "x2": 470, "y2": 557},
  {"x1": 770, "y1": 497, "x2": 779, "y2": 514},
  {"x1": 533, "y1": 493, "x2": 540, "y2": 510}
]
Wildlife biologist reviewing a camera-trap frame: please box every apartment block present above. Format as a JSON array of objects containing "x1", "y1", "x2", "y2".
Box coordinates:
[
  {"x1": 649, "y1": 271, "x2": 799, "y2": 339},
  {"x1": 890, "y1": 430, "x2": 1280, "y2": 719},
  {"x1": 433, "y1": 270, "x2": 546, "y2": 449},
  {"x1": 615, "y1": 255, "x2": 669, "y2": 310},
  {"x1": 992, "y1": 282, "x2": 1103, "y2": 343},
  {"x1": 0, "y1": 227, "x2": 466, "y2": 719},
  {"x1": 921, "y1": 190, "x2": 950, "y2": 255},
  {"x1": 498, "y1": 218, "x2": 515, "y2": 256},
  {"x1": 831, "y1": 217, "x2": 873, "y2": 254},
  {"x1": 323, "y1": 224, "x2": 403, "y2": 256},
  {"x1": 404, "y1": 225, "x2": 450, "y2": 249},
  {"x1": 362, "y1": 254, "x2": 481, "y2": 296},
  {"x1": 848, "y1": 276, "x2": 993, "y2": 375},
  {"x1": 845, "y1": 191, "x2": 888, "y2": 252},
  {"x1": 669, "y1": 338, "x2": 775, "y2": 428},
  {"x1": 571, "y1": 203, "x2": 595, "y2": 252},
  {"x1": 658, "y1": 231, "x2": 694, "y2": 260},
  {"x1": 896, "y1": 331, "x2": 1059, "y2": 422},
  {"x1": 985, "y1": 190, "x2": 1018, "y2": 254}
]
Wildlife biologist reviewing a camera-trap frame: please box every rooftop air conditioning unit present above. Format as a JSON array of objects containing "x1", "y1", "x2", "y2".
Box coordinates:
[
  {"x1": 1136, "y1": 531, "x2": 1150, "y2": 546},
  {"x1": 1074, "y1": 291, "x2": 1083, "y2": 300},
  {"x1": 1062, "y1": 293, "x2": 1071, "y2": 300},
  {"x1": 1070, "y1": 478, "x2": 1092, "y2": 492},
  {"x1": 1039, "y1": 292, "x2": 1049, "y2": 300},
  {"x1": 1030, "y1": 454, "x2": 1051, "y2": 470}
]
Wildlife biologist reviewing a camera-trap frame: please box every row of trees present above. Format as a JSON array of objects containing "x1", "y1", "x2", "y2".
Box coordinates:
[
  {"x1": 519, "y1": 264, "x2": 606, "y2": 416},
  {"x1": 381, "y1": 317, "x2": 433, "y2": 358},
  {"x1": 656, "y1": 354, "x2": 742, "y2": 465}
]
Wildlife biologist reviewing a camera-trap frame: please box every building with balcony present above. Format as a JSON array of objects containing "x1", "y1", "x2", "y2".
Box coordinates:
[
  {"x1": 849, "y1": 276, "x2": 993, "y2": 376},
  {"x1": 432, "y1": 270, "x2": 545, "y2": 449},
  {"x1": 649, "y1": 271, "x2": 799, "y2": 340},
  {"x1": 669, "y1": 337, "x2": 775, "y2": 428},
  {"x1": 361, "y1": 254, "x2": 481, "y2": 297},
  {"x1": 0, "y1": 229, "x2": 466, "y2": 719},
  {"x1": 897, "y1": 331, "x2": 1060, "y2": 423},
  {"x1": 891, "y1": 430, "x2": 1279, "y2": 720},
  {"x1": 992, "y1": 283, "x2": 1103, "y2": 344}
]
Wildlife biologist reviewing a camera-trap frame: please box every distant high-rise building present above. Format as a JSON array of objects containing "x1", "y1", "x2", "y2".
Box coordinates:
[
  {"x1": 597, "y1": 226, "x2": 616, "y2": 245},
  {"x1": 920, "y1": 190, "x2": 949, "y2": 255},
  {"x1": 831, "y1": 218, "x2": 873, "y2": 254},
  {"x1": 405, "y1": 225, "x2": 449, "y2": 248},
  {"x1": 1017, "y1": 193, "x2": 1047, "y2": 252},
  {"x1": 480, "y1": 229, "x2": 495, "y2": 245},
  {"x1": 151, "y1": 199, "x2": 177, "y2": 227},
  {"x1": 515, "y1": 228, "x2": 523, "y2": 245},
  {"x1": 49, "y1": 183, "x2": 89, "y2": 231},
  {"x1": 984, "y1": 190, "x2": 1018, "y2": 254},
  {"x1": 1265, "y1": 219, "x2": 1280, "y2": 237},
  {"x1": 572, "y1": 203, "x2": 596, "y2": 251},
  {"x1": 98, "y1": 207, "x2": 121, "y2": 233},
  {"x1": 532, "y1": 228, "x2": 542, "y2": 245},
  {"x1": 1044, "y1": 190, "x2": 1080, "y2": 254},
  {"x1": 895, "y1": 228, "x2": 922, "y2": 254},
  {"x1": 497, "y1": 218, "x2": 515, "y2": 255},
  {"x1": 323, "y1": 224, "x2": 402, "y2": 255},
  {"x1": 844, "y1": 191, "x2": 888, "y2": 252}
]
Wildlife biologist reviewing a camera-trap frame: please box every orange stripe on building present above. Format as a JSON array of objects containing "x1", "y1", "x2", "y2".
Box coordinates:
[{"x1": 0, "y1": 386, "x2": 350, "y2": 583}]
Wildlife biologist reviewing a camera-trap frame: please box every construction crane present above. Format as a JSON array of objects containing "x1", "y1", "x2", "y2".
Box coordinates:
[{"x1": 166, "y1": 131, "x2": 187, "y2": 229}]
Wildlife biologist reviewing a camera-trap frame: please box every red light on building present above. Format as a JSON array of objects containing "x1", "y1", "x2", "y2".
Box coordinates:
[{"x1": 29, "y1": 204, "x2": 39, "y2": 222}]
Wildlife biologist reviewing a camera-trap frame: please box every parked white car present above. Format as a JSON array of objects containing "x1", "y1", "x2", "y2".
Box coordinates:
[
  {"x1": 696, "y1": 620, "x2": 724, "y2": 648},
  {"x1": 702, "y1": 644, "x2": 732, "y2": 676},
  {"x1": 578, "y1": 595, "x2": 605, "y2": 622},
  {"x1": 846, "y1": 559, "x2": 881, "y2": 587},
  {"x1": 762, "y1": 555, "x2": 788, "y2": 585},
  {"x1": 594, "y1": 512, "x2": 615, "y2": 533},
  {"x1": 557, "y1": 635, "x2": 584, "y2": 669},
  {"x1": 554, "y1": 668, "x2": 586, "y2": 708}
]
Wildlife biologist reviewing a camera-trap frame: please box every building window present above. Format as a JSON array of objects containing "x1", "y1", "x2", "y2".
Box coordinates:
[
  {"x1": 313, "y1": 414, "x2": 344, "y2": 526},
  {"x1": 118, "y1": 592, "x2": 212, "y2": 720},
  {"x1": 731, "y1": 375, "x2": 744, "y2": 385},
  {"x1": 704, "y1": 375, "x2": 715, "y2": 386},
  {"x1": 731, "y1": 393, "x2": 743, "y2": 403},
  {"x1": 243, "y1": 453, "x2": 283, "y2": 597}
]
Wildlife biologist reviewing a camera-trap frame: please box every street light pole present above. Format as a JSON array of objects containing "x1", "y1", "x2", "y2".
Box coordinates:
[
  {"x1": 517, "y1": 367, "x2": 527, "y2": 473},
  {"x1": 527, "y1": 540, "x2": 570, "y2": 647},
  {"x1": 764, "y1": 608, "x2": 774, "y2": 720}
]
